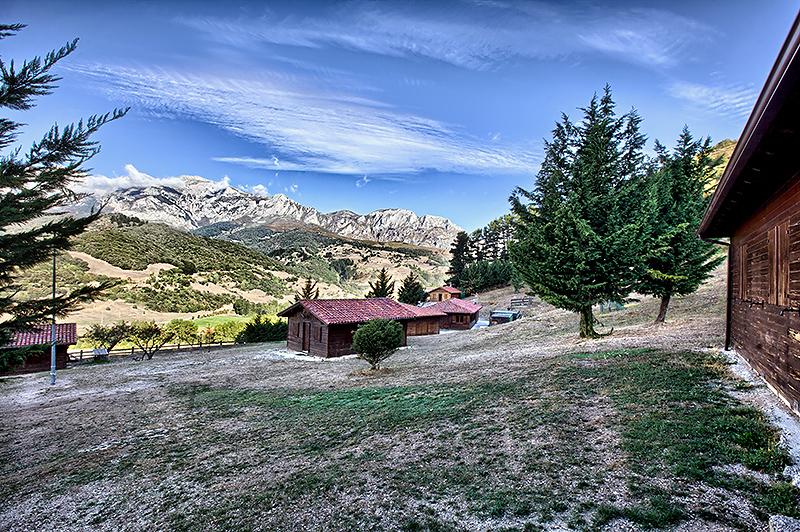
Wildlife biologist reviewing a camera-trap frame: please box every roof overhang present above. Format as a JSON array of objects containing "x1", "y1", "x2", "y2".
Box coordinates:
[{"x1": 699, "y1": 11, "x2": 800, "y2": 238}]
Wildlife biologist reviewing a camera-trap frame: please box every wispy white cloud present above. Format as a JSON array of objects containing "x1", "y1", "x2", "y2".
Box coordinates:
[
  {"x1": 355, "y1": 175, "x2": 371, "y2": 188},
  {"x1": 72, "y1": 63, "x2": 538, "y2": 176},
  {"x1": 668, "y1": 81, "x2": 757, "y2": 119},
  {"x1": 250, "y1": 183, "x2": 269, "y2": 196},
  {"x1": 78, "y1": 164, "x2": 235, "y2": 196},
  {"x1": 178, "y1": 2, "x2": 711, "y2": 70}
]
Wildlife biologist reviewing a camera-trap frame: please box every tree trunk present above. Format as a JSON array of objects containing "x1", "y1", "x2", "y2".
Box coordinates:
[
  {"x1": 579, "y1": 307, "x2": 599, "y2": 338},
  {"x1": 654, "y1": 293, "x2": 671, "y2": 324}
]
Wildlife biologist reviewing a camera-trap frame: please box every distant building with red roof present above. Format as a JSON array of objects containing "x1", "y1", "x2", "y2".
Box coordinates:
[
  {"x1": 1, "y1": 323, "x2": 77, "y2": 375},
  {"x1": 278, "y1": 298, "x2": 418, "y2": 357},
  {"x1": 430, "y1": 298, "x2": 482, "y2": 330},
  {"x1": 427, "y1": 285, "x2": 461, "y2": 302}
]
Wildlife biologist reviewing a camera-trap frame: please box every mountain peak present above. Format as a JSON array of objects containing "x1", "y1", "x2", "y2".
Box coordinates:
[{"x1": 98, "y1": 182, "x2": 462, "y2": 249}]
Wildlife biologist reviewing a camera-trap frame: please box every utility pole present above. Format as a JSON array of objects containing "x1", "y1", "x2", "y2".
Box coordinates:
[{"x1": 50, "y1": 250, "x2": 56, "y2": 386}]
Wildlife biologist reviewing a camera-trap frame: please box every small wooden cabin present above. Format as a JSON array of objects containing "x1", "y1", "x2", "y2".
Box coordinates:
[
  {"x1": 277, "y1": 298, "x2": 417, "y2": 358},
  {"x1": 399, "y1": 303, "x2": 447, "y2": 336},
  {"x1": 699, "y1": 13, "x2": 800, "y2": 411},
  {"x1": 427, "y1": 286, "x2": 461, "y2": 302},
  {"x1": 432, "y1": 298, "x2": 482, "y2": 330},
  {"x1": 0, "y1": 323, "x2": 76, "y2": 375}
]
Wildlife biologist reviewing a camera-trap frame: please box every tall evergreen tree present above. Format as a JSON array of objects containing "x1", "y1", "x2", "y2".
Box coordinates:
[
  {"x1": 447, "y1": 231, "x2": 471, "y2": 287},
  {"x1": 638, "y1": 127, "x2": 724, "y2": 323},
  {"x1": 510, "y1": 86, "x2": 649, "y2": 338},
  {"x1": 294, "y1": 278, "x2": 319, "y2": 301},
  {"x1": 366, "y1": 267, "x2": 395, "y2": 298},
  {"x1": 397, "y1": 272, "x2": 427, "y2": 304},
  {"x1": 0, "y1": 25, "x2": 126, "y2": 354}
]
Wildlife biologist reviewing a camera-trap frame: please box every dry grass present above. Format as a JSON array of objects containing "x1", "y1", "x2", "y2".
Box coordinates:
[{"x1": 2, "y1": 264, "x2": 797, "y2": 531}]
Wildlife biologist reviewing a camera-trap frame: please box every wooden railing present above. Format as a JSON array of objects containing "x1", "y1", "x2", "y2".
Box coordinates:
[
  {"x1": 509, "y1": 296, "x2": 535, "y2": 308},
  {"x1": 68, "y1": 340, "x2": 242, "y2": 363}
]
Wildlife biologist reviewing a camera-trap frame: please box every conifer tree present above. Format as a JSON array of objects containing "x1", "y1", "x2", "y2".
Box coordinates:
[
  {"x1": 0, "y1": 25, "x2": 126, "y2": 353},
  {"x1": 397, "y1": 272, "x2": 427, "y2": 304},
  {"x1": 366, "y1": 267, "x2": 395, "y2": 298},
  {"x1": 510, "y1": 86, "x2": 649, "y2": 338},
  {"x1": 295, "y1": 278, "x2": 319, "y2": 301},
  {"x1": 447, "y1": 231, "x2": 471, "y2": 287},
  {"x1": 638, "y1": 127, "x2": 724, "y2": 323}
]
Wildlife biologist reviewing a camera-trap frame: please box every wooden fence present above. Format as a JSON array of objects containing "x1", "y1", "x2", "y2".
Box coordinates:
[
  {"x1": 509, "y1": 296, "x2": 535, "y2": 308},
  {"x1": 68, "y1": 340, "x2": 241, "y2": 364}
]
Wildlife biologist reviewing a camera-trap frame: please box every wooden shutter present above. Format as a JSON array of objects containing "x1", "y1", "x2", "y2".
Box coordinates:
[
  {"x1": 788, "y1": 217, "x2": 800, "y2": 307},
  {"x1": 745, "y1": 232, "x2": 770, "y2": 302}
]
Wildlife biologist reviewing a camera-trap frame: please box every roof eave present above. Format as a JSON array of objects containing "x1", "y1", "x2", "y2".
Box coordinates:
[{"x1": 699, "y1": 11, "x2": 800, "y2": 238}]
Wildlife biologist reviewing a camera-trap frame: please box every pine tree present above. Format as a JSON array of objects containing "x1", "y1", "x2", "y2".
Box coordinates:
[
  {"x1": 638, "y1": 127, "x2": 724, "y2": 323},
  {"x1": 510, "y1": 86, "x2": 649, "y2": 338},
  {"x1": 447, "y1": 231, "x2": 471, "y2": 287},
  {"x1": 397, "y1": 272, "x2": 427, "y2": 304},
  {"x1": 0, "y1": 25, "x2": 126, "y2": 353},
  {"x1": 295, "y1": 278, "x2": 319, "y2": 301},
  {"x1": 366, "y1": 267, "x2": 395, "y2": 298}
]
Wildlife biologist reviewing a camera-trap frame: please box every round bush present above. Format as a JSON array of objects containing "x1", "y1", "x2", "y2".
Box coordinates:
[{"x1": 352, "y1": 319, "x2": 404, "y2": 370}]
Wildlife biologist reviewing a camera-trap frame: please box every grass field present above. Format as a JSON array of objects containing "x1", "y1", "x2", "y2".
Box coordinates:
[{"x1": 2, "y1": 265, "x2": 799, "y2": 530}]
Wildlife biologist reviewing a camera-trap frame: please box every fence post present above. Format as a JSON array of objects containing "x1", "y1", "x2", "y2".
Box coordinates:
[
  {"x1": 131, "y1": 346, "x2": 134, "y2": 356},
  {"x1": 79, "y1": 349, "x2": 83, "y2": 362}
]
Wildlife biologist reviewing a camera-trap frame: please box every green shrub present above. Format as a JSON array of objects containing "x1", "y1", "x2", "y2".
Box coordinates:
[
  {"x1": 163, "y1": 319, "x2": 199, "y2": 344},
  {"x1": 352, "y1": 319, "x2": 404, "y2": 370},
  {"x1": 236, "y1": 315, "x2": 288, "y2": 343}
]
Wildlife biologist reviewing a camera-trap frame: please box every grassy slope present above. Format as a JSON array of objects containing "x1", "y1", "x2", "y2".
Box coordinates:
[{"x1": 1, "y1": 346, "x2": 795, "y2": 530}]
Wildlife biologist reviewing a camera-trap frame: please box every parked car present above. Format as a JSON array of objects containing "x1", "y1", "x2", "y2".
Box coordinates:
[{"x1": 489, "y1": 309, "x2": 522, "y2": 325}]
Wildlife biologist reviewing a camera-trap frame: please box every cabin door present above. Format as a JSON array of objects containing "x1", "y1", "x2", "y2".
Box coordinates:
[{"x1": 302, "y1": 322, "x2": 310, "y2": 351}]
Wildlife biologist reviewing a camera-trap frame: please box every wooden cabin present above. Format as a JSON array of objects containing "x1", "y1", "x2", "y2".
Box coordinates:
[
  {"x1": 0, "y1": 323, "x2": 76, "y2": 375},
  {"x1": 699, "y1": 13, "x2": 800, "y2": 412},
  {"x1": 399, "y1": 303, "x2": 447, "y2": 336},
  {"x1": 431, "y1": 298, "x2": 482, "y2": 330},
  {"x1": 277, "y1": 298, "x2": 417, "y2": 358},
  {"x1": 427, "y1": 286, "x2": 461, "y2": 302}
]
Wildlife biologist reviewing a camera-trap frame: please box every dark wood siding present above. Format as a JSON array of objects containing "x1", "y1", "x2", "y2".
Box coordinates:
[
  {"x1": 407, "y1": 317, "x2": 440, "y2": 336},
  {"x1": 730, "y1": 175, "x2": 800, "y2": 410},
  {"x1": 441, "y1": 311, "x2": 478, "y2": 330},
  {"x1": 0, "y1": 345, "x2": 69, "y2": 375},
  {"x1": 286, "y1": 310, "x2": 329, "y2": 357}
]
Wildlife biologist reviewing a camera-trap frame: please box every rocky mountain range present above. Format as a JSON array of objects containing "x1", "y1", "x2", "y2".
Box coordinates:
[{"x1": 94, "y1": 176, "x2": 462, "y2": 249}]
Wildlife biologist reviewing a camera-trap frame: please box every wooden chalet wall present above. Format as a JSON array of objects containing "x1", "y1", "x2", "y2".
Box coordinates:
[
  {"x1": 730, "y1": 174, "x2": 800, "y2": 410},
  {"x1": 441, "y1": 311, "x2": 478, "y2": 330},
  {"x1": 428, "y1": 288, "x2": 458, "y2": 302},
  {"x1": 286, "y1": 310, "x2": 329, "y2": 358},
  {"x1": 407, "y1": 317, "x2": 440, "y2": 336},
  {"x1": 0, "y1": 345, "x2": 69, "y2": 375}
]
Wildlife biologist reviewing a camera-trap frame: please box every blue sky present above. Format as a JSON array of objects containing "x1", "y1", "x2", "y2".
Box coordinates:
[{"x1": 5, "y1": 1, "x2": 799, "y2": 230}]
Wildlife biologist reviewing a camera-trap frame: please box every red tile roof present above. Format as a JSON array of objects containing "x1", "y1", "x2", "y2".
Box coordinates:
[
  {"x1": 398, "y1": 303, "x2": 447, "y2": 318},
  {"x1": 278, "y1": 298, "x2": 418, "y2": 325},
  {"x1": 432, "y1": 298, "x2": 482, "y2": 314},
  {"x1": 429, "y1": 286, "x2": 461, "y2": 295},
  {"x1": 5, "y1": 323, "x2": 77, "y2": 348}
]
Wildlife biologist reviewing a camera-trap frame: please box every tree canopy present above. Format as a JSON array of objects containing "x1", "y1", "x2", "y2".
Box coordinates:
[
  {"x1": 510, "y1": 86, "x2": 650, "y2": 338},
  {"x1": 0, "y1": 24, "x2": 126, "y2": 358},
  {"x1": 366, "y1": 267, "x2": 395, "y2": 298},
  {"x1": 637, "y1": 127, "x2": 724, "y2": 323}
]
